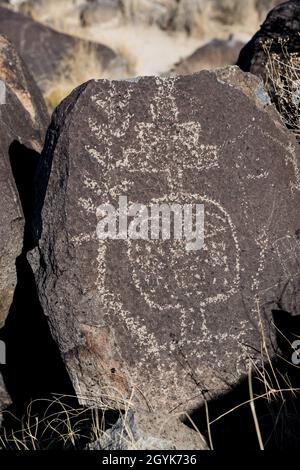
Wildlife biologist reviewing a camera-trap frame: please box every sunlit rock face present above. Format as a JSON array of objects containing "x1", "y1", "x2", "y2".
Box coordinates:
[{"x1": 30, "y1": 68, "x2": 300, "y2": 412}]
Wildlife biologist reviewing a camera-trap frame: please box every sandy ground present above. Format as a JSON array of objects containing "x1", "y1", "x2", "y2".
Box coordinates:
[
  {"x1": 81, "y1": 24, "x2": 204, "y2": 76},
  {"x1": 47, "y1": 20, "x2": 253, "y2": 77},
  {"x1": 29, "y1": 1, "x2": 253, "y2": 77},
  {"x1": 49, "y1": 12, "x2": 205, "y2": 76}
]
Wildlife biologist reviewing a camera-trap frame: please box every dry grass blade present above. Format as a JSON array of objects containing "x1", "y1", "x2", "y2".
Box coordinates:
[
  {"x1": 263, "y1": 38, "x2": 300, "y2": 134},
  {"x1": 248, "y1": 364, "x2": 264, "y2": 450}
]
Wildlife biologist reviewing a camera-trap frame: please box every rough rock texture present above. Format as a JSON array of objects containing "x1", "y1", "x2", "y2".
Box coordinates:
[
  {"x1": 237, "y1": 0, "x2": 300, "y2": 79},
  {"x1": 0, "y1": 35, "x2": 48, "y2": 415},
  {"x1": 0, "y1": 35, "x2": 48, "y2": 328},
  {"x1": 30, "y1": 67, "x2": 300, "y2": 413},
  {"x1": 173, "y1": 38, "x2": 244, "y2": 75},
  {"x1": 89, "y1": 410, "x2": 208, "y2": 450},
  {"x1": 237, "y1": 1, "x2": 300, "y2": 131},
  {"x1": 0, "y1": 6, "x2": 128, "y2": 108}
]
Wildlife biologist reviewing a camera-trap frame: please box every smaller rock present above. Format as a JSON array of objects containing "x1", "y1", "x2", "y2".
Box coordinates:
[
  {"x1": 89, "y1": 410, "x2": 208, "y2": 450},
  {"x1": 173, "y1": 38, "x2": 244, "y2": 75},
  {"x1": 0, "y1": 6, "x2": 128, "y2": 110}
]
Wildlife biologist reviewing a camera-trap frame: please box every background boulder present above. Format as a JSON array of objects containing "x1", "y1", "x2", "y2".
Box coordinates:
[
  {"x1": 173, "y1": 37, "x2": 244, "y2": 75},
  {"x1": 0, "y1": 0, "x2": 285, "y2": 79},
  {"x1": 237, "y1": 0, "x2": 300, "y2": 131},
  {"x1": 0, "y1": 6, "x2": 128, "y2": 110}
]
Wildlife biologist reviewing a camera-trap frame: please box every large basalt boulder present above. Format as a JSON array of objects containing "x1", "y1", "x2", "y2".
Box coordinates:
[
  {"x1": 0, "y1": 35, "x2": 48, "y2": 328},
  {"x1": 237, "y1": 1, "x2": 300, "y2": 131},
  {"x1": 30, "y1": 67, "x2": 300, "y2": 413},
  {"x1": 173, "y1": 38, "x2": 244, "y2": 75},
  {"x1": 0, "y1": 6, "x2": 128, "y2": 109}
]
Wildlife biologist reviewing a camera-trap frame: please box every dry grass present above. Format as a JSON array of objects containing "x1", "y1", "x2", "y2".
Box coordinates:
[
  {"x1": 263, "y1": 38, "x2": 300, "y2": 134},
  {"x1": 0, "y1": 390, "x2": 207, "y2": 450},
  {"x1": 203, "y1": 325, "x2": 300, "y2": 450},
  {"x1": 1, "y1": 301, "x2": 300, "y2": 450},
  {"x1": 0, "y1": 394, "x2": 121, "y2": 450},
  {"x1": 44, "y1": 40, "x2": 129, "y2": 112},
  {"x1": 1, "y1": 338, "x2": 300, "y2": 451}
]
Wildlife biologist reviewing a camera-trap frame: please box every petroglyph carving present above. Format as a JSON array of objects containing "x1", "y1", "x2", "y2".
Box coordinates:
[{"x1": 33, "y1": 70, "x2": 300, "y2": 410}]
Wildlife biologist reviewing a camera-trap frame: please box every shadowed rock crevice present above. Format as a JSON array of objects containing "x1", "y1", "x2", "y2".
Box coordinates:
[
  {"x1": 0, "y1": 34, "x2": 49, "y2": 416},
  {"x1": 0, "y1": 254, "x2": 120, "y2": 449},
  {"x1": 9, "y1": 141, "x2": 40, "y2": 251},
  {"x1": 0, "y1": 31, "x2": 120, "y2": 449},
  {"x1": 0, "y1": 139, "x2": 80, "y2": 445},
  {"x1": 0, "y1": 254, "x2": 77, "y2": 416},
  {"x1": 0, "y1": 138, "x2": 123, "y2": 449}
]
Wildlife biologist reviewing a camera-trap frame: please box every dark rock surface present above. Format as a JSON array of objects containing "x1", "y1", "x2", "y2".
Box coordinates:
[
  {"x1": 237, "y1": 0, "x2": 300, "y2": 131},
  {"x1": 0, "y1": 34, "x2": 48, "y2": 327},
  {"x1": 30, "y1": 67, "x2": 300, "y2": 412},
  {"x1": 173, "y1": 38, "x2": 244, "y2": 75},
  {"x1": 0, "y1": 35, "x2": 48, "y2": 413},
  {"x1": 0, "y1": 6, "x2": 127, "y2": 107},
  {"x1": 237, "y1": 0, "x2": 300, "y2": 78}
]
